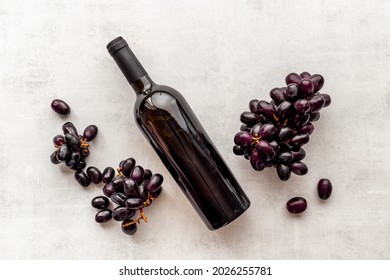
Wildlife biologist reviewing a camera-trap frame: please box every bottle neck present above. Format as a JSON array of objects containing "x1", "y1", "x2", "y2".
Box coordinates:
[{"x1": 107, "y1": 36, "x2": 153, "y2": 94}]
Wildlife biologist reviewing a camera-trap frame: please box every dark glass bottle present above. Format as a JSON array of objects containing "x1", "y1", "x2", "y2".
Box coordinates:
[{"x1": 107, "y1": 37, "x2": 250, "y2": 230}]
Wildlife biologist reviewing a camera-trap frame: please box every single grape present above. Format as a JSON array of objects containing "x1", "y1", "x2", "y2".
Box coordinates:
[
  {"x1": 87, "y1": 166, "x2": 102, "y2": 184},
  {"x1": 71, "y1": 158, "x2": 86, "y2": 170},
  {"x1": 277, "y1": 151, "x2": 293, "y2": 163},
  {"x1": 300, "y1": 71, "x2": 311, "y2": 78},
  {"x1": 277, "y1": 127, "x2": 294, "y2": 141},
  {"x1": 146, "y1": 173, "x2": 163, "y2": 193},
  {"x1": 121, "y1": 218, "x2": 137, "y2": 235},
  {"x1": 110, "y1": 192, "x2": 127, "y2": 206},
  {"x1": 298, "y1": 78, "x2": 314, "y2": 98},
  {"x1": 151, "y1": 186, "x2": 163, "y2": 199},
  {"x1": 257, "y1": 100, "x2": 276, "y2": 119},
  {"x1": 240, "y1": 124, "x2": 251, "y2": 132},
  {"x1": 234, "y1": 131, "x2": 253, "y2": 147},
  {"x1": 125, "y1": 197, "x2": 144, "y2": 210},
  {"x1": 256, "y1": 140, "x2": 276, "y2": 160},
  {"x1": 102, "y1": 167, "x2": 115, "y2": 183},
  {"x1": 74, "y1": 170, "x2": 91, "y2": 187},
  {"x1": 293, "y1": 99, "x2": 310, "y2": 114},
  {"x1": 285, "y1": 73, "x2": 301, "y2": 85},
  {"x1": 270, "y1": 88, "x2": 286, "y2": 104},
  {"x1": 138, "y1": 180, "x2": 149, "y2": 201},
  {"x1": 286, "y1": 197, "x2": 307, "y2": 214},
  {"x1": 112, "y1": 206, "x2": 135, "y2": 221},
  {"x1": 112, "y1": 176, "x2": 125, "y2": 192},
  {"x1": 53, "y1": 135, "x2": 65, "y2": 146},
  {"x1": 309, "y1": 112, "x2": 320, "y2": 122},
  {"x1": 249, "y1": 150, "x2": 266, "y2": 171},
  {"x1": 289, "y1": 134, "x2": 310, "y2": 146},
  {"x1": 64, "y1": 134, "x2": 81, "y2": 151},
  {"x1": 57, "y1": 144, "x2": 71, "y2": 161},
  {"x1": 277, "y1": 163, "x2": 291, "y2": 181},
  {"x1": 276, "y1": 101, "x2": 292, "y2": 120},
  {"x1": 103, "y1": 182, "x2": 115, "y2": 198},
  {"x1": 123, "y1": 178, "x2": 139, "y2": 198},
  {"x1": 249, "y1": 99, "x2": 259, "y2": 114},
  {"x1": 65, "y1": 151, "x2": 81, "y2": 167},
  {"x1": 290, "y1": 161, "x2": 308, "y2": 175},
  {"x1": 120, "y1": 158, "x2": 136, "y2": 177},
  {"x1": 250, "y1": 124, "x2": 261, "y2": 138},
  {"x1": 83, "y1": 125, "x2": 98, "y2": 141},
  {"x1": 91, "y1": 196, "x2": 109, "y2": 209},
  {"x1": 317, "y1": 178, "x2": 332, "y2": 200},
  {"x1": 51, "y1": 99, "x2": 71, "y2": 116},
  {"x1": 240, "y1": 111, "x2": 260, "y2": 126},
  {"x1": 285, "y1": 83, "x2": 299, "y2": 101},
  {"x1": 310, "y1": 74, "x2": 324, "y2": 92},
  {"x1": 79, "y1": 147, "x2": 90, "y2": 158},
  {"x1": 130, "y1": 166, "x2": 144, "y2": 185},
  {"x1": 308, "y1": 94, "x2": 325, "y2": 113},
  {"x1": 233, "y1": 145, "x2": 246, "y2": 156},
  {"x1": 143, "y1": 169, "x2": 152, "y2": 181},
  {"x1": 62, "y1": 122, "x2": 78, "y2": 136},
  {"x1": 50, "y1": 150, "x2": 61, "y2": 164},
  {"x1": 320, "y1": 93, "x2": 331, "y2": 107},
  {"x1": 259, "y1": 123, "x2": 279, "y2": 140},
  {"x1": 95, "y1": 209, "x2": 112, "y2": 223},
  {"x1": 298, "y1": 122, "x2": 314, "y2": 135},
  {"x1": 290, "y1": 113, "x2": 310, "y2": 129},
  {"x1": 291, "y1": 147, "x2": 306, "y2": 161}
]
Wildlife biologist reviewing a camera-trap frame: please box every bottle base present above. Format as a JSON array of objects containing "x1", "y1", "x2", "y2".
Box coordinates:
[{"x1": 207, "y1": 201, "x2": 251, "y2": 231}]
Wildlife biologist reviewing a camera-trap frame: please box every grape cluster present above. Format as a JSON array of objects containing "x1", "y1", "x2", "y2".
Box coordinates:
[
  {"x1": 50, "y1": 122, "x2": 98, "y2": 174},
  {"x1": 90, "y1": 159, "x2": 163, "y2": 235},
  {"x1": 233, "y1": 72, "x2": 331, "y2": 181}
]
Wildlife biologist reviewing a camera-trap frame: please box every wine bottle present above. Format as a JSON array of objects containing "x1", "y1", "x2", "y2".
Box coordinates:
[{"x1": 107, "y1": 36, "x2": 250, "y2": 230}]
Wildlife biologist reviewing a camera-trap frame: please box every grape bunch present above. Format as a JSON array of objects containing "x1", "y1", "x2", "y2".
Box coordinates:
[
  {"x1": 91, "y1": 158, "x2": 163, "y2": 235},
  {"x1": 233, "y1": 72, "x2": 331, "y2": 181}
]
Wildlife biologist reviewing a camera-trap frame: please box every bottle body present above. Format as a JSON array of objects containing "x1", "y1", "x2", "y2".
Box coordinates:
[{"x1": 107, "y1": 37, "x2": 250, "y2": 230}]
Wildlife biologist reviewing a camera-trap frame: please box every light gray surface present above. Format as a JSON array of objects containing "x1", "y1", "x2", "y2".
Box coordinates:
[{"x1": 0, "y1": 0, "x2": 389, "y2": 259}]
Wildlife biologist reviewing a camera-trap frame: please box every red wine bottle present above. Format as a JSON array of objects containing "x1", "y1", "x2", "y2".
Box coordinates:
[{"x1": 107, "y1": 37, "x2": 250, "y2": 230}]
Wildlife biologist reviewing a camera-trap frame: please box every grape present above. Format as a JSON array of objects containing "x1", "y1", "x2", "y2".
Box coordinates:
[
  {"x1": 72, "y1": 158, "x2": 86, "y2": 170},
  {"x1": 130, "y1": 166, "x2": 144, "y2": 185},
  {"x1": 270, "y1": 88, "x2": 286, "y2": 104},
  {"x1": 103, "y1": 182, "x2": 115, "y2": 198},
  {"x1": 83, "y1": 125, "x2": 98, "y2": 141},
  {"x1": 299, "y1": 122, "x2": 314, "y2": 135},
  {"x1": 233, "y1": 145, "x2": 247, "y2": 156},
  {"x1": 240, "y1": 124, "x2": 251, "y2": 132},
  {"x1": 57, "y1": 144, "x2": 71, "y2": 161},
  {"x1": 290, "y1": 162, "x2": 308, "y2": 175},
  {"x1": 102, "y1": 167, "x2": 115, "y2": 183},
  {"x1": 320, "y1": 93, "x2": 331, "y2": 107},
  {"x1": 112, "y1": 176, "x2": 125, "y2": 192},
  {"x1": 276, "y1": 101, "x2": 292, "y2": 120},
  {"x1": 234, "y1": 131, "x2": 252, "y2": 147},
  {"x1": 74, "y1": 170, "x2": 91, "y2": 187},
  {"x1": 123, "y1": 178, "x2": 139, "y2": 198},
  {"x1": 298, "y1": 78, "x2": 314, "y2": 98},
  {"x1": 91, "y1": 196, "x2": 109, "y2": 209},
  {"x1": 111, "y1": 192, "x2": 127, "y2": 206},
  {"x1": 66, "y1": 151, "x2": 81, "y2": 167},
  {"x1": 285, "y1": 73, "x2": 301, "y2": 85},
  {"x1": 293, "y1": 99, "x2": 310, "y2": 114},
  {"x1": 277, "y1": 151, "x2": 293, "y2": 163},
  {"x1": 256, "y1": 140, "x2": 276, "y2": 160},
  {"x1": 146, "y1": 174, "x2": 163, "y2": 193},
  {"x1": 125, "y1": 197, "x2": 144, "y2": 210},
  {"x1": 286, "y1": 197, "x2": 307, "y2": 214},
  {"x1": 285, "y1": 83, "x2": 299, "y2": 101},
  {"x1": 50, "y1": 150, "x2": 61, "y2": 164},
  {"x1": 121, "y1": 218, "x2": 137, "y2": 235},
  {"x1": 277, "y1": 163, "x2": 291, "y2": 181},
  {"x1": 249, "y1": 150, "x2": 265, "y2": 171},
  {"x1": 290, "y1": 113, "x2": 310, "y2": 129},
  {"x1": 64, "y1": 134, "x2": 81, "y2": 151},
  {"x1": 277, "y1": 127, "x2": 294, "y2": 141},
  {"x1": 53, "y1": 135, "x2": 65, "y2": 146},
  {"x1": 151, "y1": 186, "x2": 163, "y2": 199},
  {"x1": 289, "y1": 134, "x2": 310, "y2": 146},
  {"x1": 309, "y1": 112, "x2": 320, "y2": 122},
  {"x1": 87, "y1": 167, "x2": 102, "y2": 184},
  {"x1": 143, "y1": 169, "x2": 152, "y2": 180},
  {"x1": 138, "y1": 181, "x2": 149, "y2": 201},
  {"x1": 259, "y1": 123, "x2": 279, "y2": 140},
  {"x1": 249, "y1": 99, "x2": 259, "y2": 114},
  {"x1": 112, "y1": 206, "x2": 135, "y2": 221},
  {"x1": 291, "y1": 147, "x2": 306, "y2": 161},
  {"x1": 240, "y1": 111, "x2": 260, "y2": 126},
  {"x1": 51, "y1": 99, "x2": 71, "y2": 116},
  {"x1": 62, "y1": 122, "x2": 78, "y2": 136},
  {"x1": 317, "y1": 178, "x2": 332, "y2": 200},
  {"x1": 310, "y1": 74, "x2": 324, "y2": 92},
  {"x1": 300, "y1": 71, "x2": 311, "y2": 78},
  {"x1": 308, "y1": 94, "x2": 325, "y2": 112},
  {"x1": 120, "y1": 158, "x2": 136, "y2": 177},
  {"x1": 95, "y1": 209, "x2": 112, "y2": 223},
  {"x1": 79, "y1": 147, "x2": 90, "y2": 158},
  {"x1": 250, "y1": 124, "x2": 261, "y2": 138},
  {"x1": 257, "y1": 101, "x2": 276, "y2": 119}
]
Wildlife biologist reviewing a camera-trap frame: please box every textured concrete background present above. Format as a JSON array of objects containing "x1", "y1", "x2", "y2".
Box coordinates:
[{"x1": 0, "y1": 0, "x2": 389, "y2": 259}]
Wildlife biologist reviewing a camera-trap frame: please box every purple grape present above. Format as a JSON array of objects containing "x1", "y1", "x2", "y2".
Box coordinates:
[
  {"x1": 120, "y1": 158, "x2": 136, "y2": 177},
  {"x1": 249, "y1": 99, "x2": 259, "y2": 114},
  {"x1": 102, "y1": 167, "x2": 115, "y2": 183},
  {"x1": 299, "y1": 122, "x2": 314, "y2": 135},
  {"x1": 285, "y1": 73, "x2": 301, "y2": 85},
  {"x1": 259, "y1": 123, "x2": 279, "y2": 140},
  {"x1": 300, "y1": 71, "x2": 311, "y2": 78},
  {"x1": 240, "y1": 111, "x2": 260, "y2": 126},
  {"x1": 50, "y1": 150, "x2": 61, "y2": 164},
  {"x1": 277, "y1": 163, "x2": 291, "y2": 181},
  {"x1": 112, "y1": 176, "x2": 125, "y2": 192},
  {"x1": 130, "y1": 166, "x2": 144, "y2": 185},
  {"x1": 87, "y1": 166, "x2": 102, "y2": 184},
  {"x1": 256, "y1": 140, "x2": 276, "y2": 160},
  {"x1": 298, "y1": 78, "x2": 314, "y2": 98},
  {"x1": 138, "y1": 181, "x2": 149, "y2": 201},
  {"x1": 123, "y1": 178, "x2": 139, "y2": 198},
  {"x1": 291, "y1": 148, "x2": 306, "y2": 161},
  {"x1": 74, "y1": 170, "x2": 91, "y2": 187},
  {"x1": 240, "y1": 124, "x2": 251, "y2": 132},
  {"x1": 234, "y1": 131, "x2": 253, "y2": 147},
  {"x1": 53, "y1": 135, "x2": 65, "y2": 146},
  {"x1": 103, "y1": 182, "x2": 115, "y2": 198},
  {"x1": 71, "y1": 158, "x2": 86, "y2": 170},
  {"x1": 289, "y1": 134, "x2": 310, "y2": 146},
  {"x1": 65, "y1": 133, "x2": 81, "y2": 151},
  {"x1": 285, "y1": 83, "x2": 299, "y2": 101},
  {"x1": 65, "y1": 151, "x2": 81, "y2": 167},
  {"x1": 317, "y1": 178, "x2": 332, "y2": 200},
  {"x1": 270, "y1": 88, "x2": 286, "y2": 104},
  {"x1": 83, "y1": 125, "x2": 98, "y2": 141},
  {"x1": 286, "y1": 197, "x2": 307, "y2": 214},
  {"x1": 276, "y1": 101, "x2": 292, "y2": 120},
  {"x1": 290, "y1": 162, "x2": 308, "y2": 175},
  {"x1": 257, "y1": 100, "x2": 276, "y2": 119},
  {"x1": 290, "y1": 113, "x2": 310, "y2": 129},
  {"x1": 310, "y1": 74, "x2": 324, "y2": 92},
  {"x1": 111, "y1": 192, "x2": 127, "y2": 206},
  {"x1": 112, "y1": 206, "x2": 135, "y2": 221},
  {"x1": 309, "y1": 112, "x2": 320, "y2": 122},
  {"x1": 121, "y1": 218, "x2": 137, "y2": 235},
  {"x1": 51, "y1": 99, "x2": 71, "y2": 116},
  {"x1": 91, "y1": 196, "x2": 109, "y2": 209},
  {"x1": 250, "y1": 150, "x2": 266, "y2": 171},
  {"x1": 308, "y1": 94, "x2": 325, "y2": 113},
  {"x1": 57, "y1": 144, "x2": 70, "y2": 161},
  {"x1": 146, "y1": 174, "x2": 163, "y2": 193},
  {"x1": 250, "y1": 124, "x2": 262, "y2": 138},
  {"x1": 79, "y1": 147, "x2": 90, "y2": 158},
  {"x1": 293, "y1": 99, "x2": 310, "y2": 114},
  {"x1": 320, "y1": 93, "x2": 331, "y2": 107},
  {"x1": 62, "y1": 122, "x2": 78, "y2": 136},
  {"x1": 95, "y1": 209, "x2": 112, "y2": 223},
  {"x1": 125, "y1": 197, "x2": 144, "y2": 210},
  {"x1": 277, "y1": 127, "x2": 294, "y2": 141},
  {"x1": 151, "y1": 186, "x2": 163, "y2": 199},
  {"x1": 277, "y1": 151, "x2": 293, "y2": 162},
  {"x1": 233, "y1": 145, "x2": 248, "y2": 156},
  {"x1": 143, "y1": 169, "x2": 152, "y2": 180}
]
